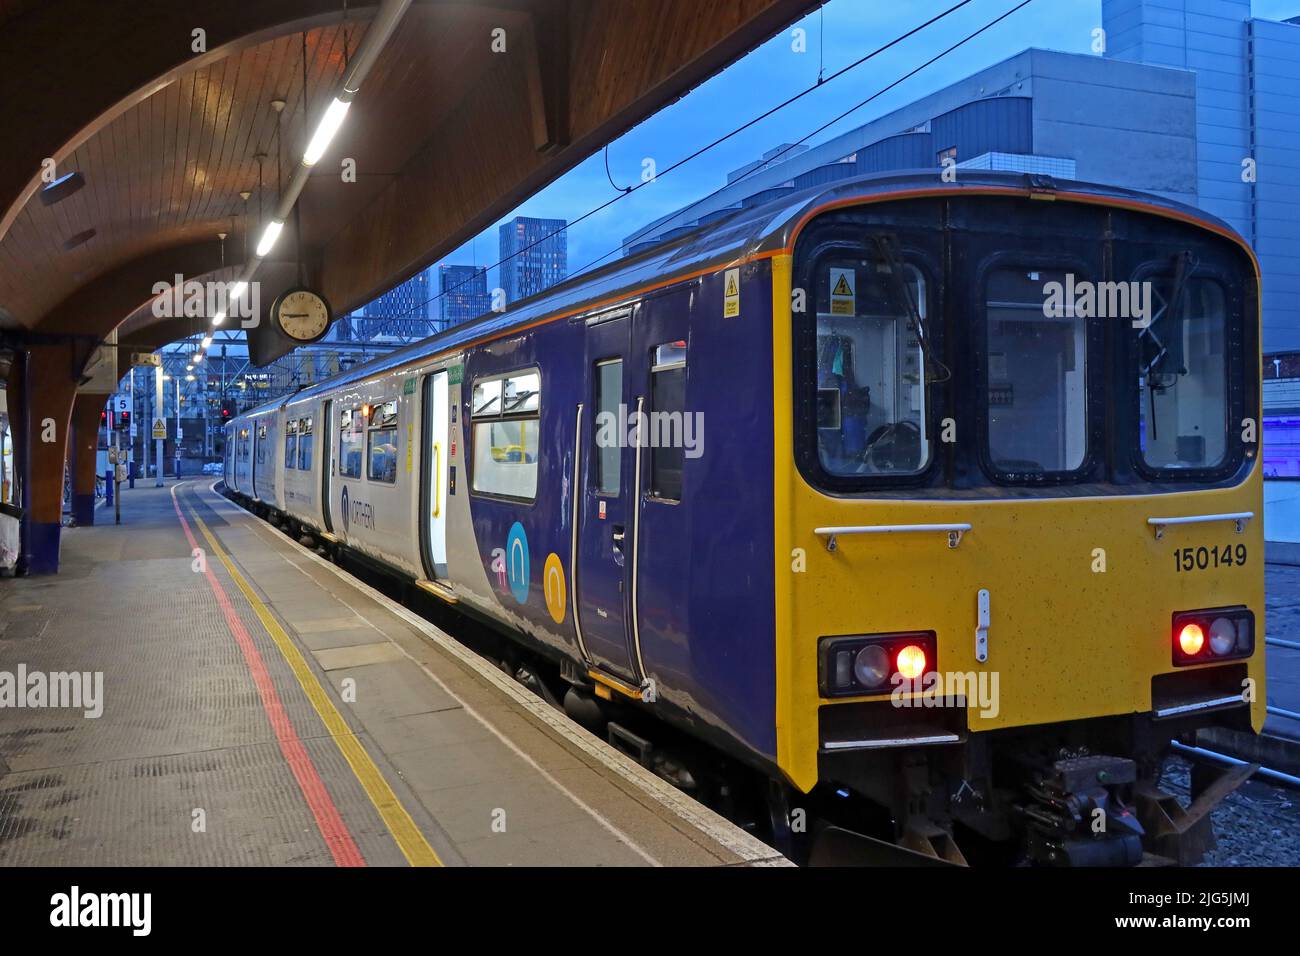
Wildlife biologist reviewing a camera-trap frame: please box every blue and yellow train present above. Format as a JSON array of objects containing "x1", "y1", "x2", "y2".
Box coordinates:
[{"x1": 226, "y1": 170, "x2": 1265, "y2": 865}]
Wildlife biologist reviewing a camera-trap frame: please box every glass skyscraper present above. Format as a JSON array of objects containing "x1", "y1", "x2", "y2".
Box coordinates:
[
  {"x1": 437, "y1": 264, "x2": 491, "y2": 329},
  {"x1": 498, "y1": 216, "x2": 567, "y2": 304}
]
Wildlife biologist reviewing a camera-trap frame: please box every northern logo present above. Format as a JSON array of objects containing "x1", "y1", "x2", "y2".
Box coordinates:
[{"x1": 340, "y1": 486, "x2": 375, "y2": 533}]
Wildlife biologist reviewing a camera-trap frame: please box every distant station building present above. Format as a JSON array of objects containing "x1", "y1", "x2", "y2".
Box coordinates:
[
  {"x1": 499, "y1": 216, "x2": 568, "y2": 303},
  {"x1": 437, "y1": 264, "x2": 491, "y2": 329},
  {"x1": 626, "y1": 0, "x2": 1300, "y2": 472}
]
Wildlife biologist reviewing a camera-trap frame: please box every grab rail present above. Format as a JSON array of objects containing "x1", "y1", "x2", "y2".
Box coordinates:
[
  {"x1": 431, "y1": 443, "x2": 441, "y2": 518},
  {"x1": 1147, "y1": 511, "x2": 1252, "y2": 540},
  {"x1": 814, "y1": 523, "x2": 972, "y2": 552}
]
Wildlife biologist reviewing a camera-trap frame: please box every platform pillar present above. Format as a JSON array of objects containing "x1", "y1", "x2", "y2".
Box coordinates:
[
  {"x1": 70, "y1": 392, "x2": 105, "y2": 526},
  {"x1": 11, "y1": 342, "x2": 79, "y2": 574}
]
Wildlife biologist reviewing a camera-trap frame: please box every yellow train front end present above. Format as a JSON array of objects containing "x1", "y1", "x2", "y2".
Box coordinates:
[{"x1": 771, "y1": 178, "x2": 1264, "y2": 866}]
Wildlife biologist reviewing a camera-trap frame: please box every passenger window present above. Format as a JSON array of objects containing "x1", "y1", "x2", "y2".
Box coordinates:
[
  {"x1": 256, "y1": 424, "x2": 268, "y2": 464},
  {"x1": 985, "y1": 268, "x2": 1088, "y2": 474},
  {"x1": 649, "y1": 342, "x2": 687, "y2": 501},
  {"x1": 472, "y1": 369, "x2": 540, "y2": 500},
  {"x1": 815, "y1": 259, "x2": 930, "y2": 477},
  {"x1": 1138, "y1": 276, "x2": 1228, "y2": 470},
  {"x1": 339, "y1": 408, "x2": 363, "y2": 479},
  {"x1": 298, "y1": 417, "x2": 313, "y2": 471},
  {"x1": 284, "y1": 419, "x2": 298, "y2": 469},
  {"x1": 367, "y1": 401, "x2": 398, "y2": 483},
  {"x1": 595, "y1": 360, "x2": 622, "y2": 495}
]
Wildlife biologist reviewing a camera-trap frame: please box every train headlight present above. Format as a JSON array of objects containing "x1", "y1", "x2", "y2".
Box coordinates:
[
  {"x1": 853, "y1": 645, "x2": 891, "y2": 687},
  {"x1": 1208, "y1": 618, "x2": 1236, "y2": 656},
  {"x1": 1172, "y1": 608, "x2": 1254, "y2": 666},
  {"x1": 818, "y1": 632, "x2": 936, "y2": 698}
]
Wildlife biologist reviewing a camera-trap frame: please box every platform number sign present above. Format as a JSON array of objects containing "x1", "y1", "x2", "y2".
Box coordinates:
[{"x1": 723, "y1": 268, "x2": 740, "y2": 318}]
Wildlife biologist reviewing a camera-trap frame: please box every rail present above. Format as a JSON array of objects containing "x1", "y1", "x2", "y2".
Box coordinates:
[
  {"x1": 814, "y1": 523, "x2": 971, "y2": 552},
  {"x1": 1147, "y1": 511, "x2": 1253, "y2": 540}
]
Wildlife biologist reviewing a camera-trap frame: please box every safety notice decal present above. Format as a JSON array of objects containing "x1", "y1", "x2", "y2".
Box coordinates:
[
  {"x1": 723, "y1": 268, "x2": 740, "y2": 319},
  {"x1": 830, "y1": 267, "x2": 856, "y2": 316}
]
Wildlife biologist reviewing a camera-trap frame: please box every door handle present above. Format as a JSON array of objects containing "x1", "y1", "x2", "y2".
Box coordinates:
[{"x1": 612, "y1": 526, "x2": 625, "y2": 543}]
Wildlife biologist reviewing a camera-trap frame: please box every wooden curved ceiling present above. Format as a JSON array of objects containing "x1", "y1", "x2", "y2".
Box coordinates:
[{"x1": 0, "y1": 0, "x2": 816, "y2": 365}]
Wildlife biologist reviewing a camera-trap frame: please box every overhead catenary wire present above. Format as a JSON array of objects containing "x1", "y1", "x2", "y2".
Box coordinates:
[
  {"x1": 374, "y1": 0, "x2": 990, "y2": 326},
  {"x1": 512, "y1": 0, "x2": 1039, "y2": 307}
]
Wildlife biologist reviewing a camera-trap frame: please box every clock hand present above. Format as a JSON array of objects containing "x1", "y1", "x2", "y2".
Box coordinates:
[{"x1": 282, "y1": 312, "x2": 312, "y2": 318}]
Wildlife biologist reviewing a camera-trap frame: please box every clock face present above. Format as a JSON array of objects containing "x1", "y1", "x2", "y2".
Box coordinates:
[{"x1": 275, "y1": 288, "x2": 331, "y2": 342}]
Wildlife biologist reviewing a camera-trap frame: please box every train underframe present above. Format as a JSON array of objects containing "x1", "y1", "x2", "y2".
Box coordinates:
[
  {"x1": 233, "y1": 491, "x2": 1259, "y2": 867},
  {"x1": 809, "y1": 706, "x2": 1259, "y2": 867}
]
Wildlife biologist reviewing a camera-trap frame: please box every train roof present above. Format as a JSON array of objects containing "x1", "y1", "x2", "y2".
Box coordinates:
[{"x1": 237, "y1": 169, "x2": 1245, "y2": 420}]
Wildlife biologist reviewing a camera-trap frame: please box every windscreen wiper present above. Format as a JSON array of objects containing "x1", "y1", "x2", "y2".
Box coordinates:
[
  {"x1": 1141, "y1": 250, "x2": 1195, "y2": 441},
  {"x1": 871, "y1": 234, "x2": 947, "y2": 384}
]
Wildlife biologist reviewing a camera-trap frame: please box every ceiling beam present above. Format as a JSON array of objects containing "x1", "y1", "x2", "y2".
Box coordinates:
[
  {"x1": 311, "y1": 0, "x2": 815, "y2": 331},
  {"x1": 0, "y1": 0, "x2": 372, "y2": 244}
]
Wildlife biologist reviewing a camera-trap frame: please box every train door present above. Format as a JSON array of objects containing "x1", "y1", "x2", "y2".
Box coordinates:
[
  {"x1": 625, "y1": 286, "x2": 693, "y2": 694},
  {"x1": 575, "y1": 306, "x2": 638, "y2": 681},
  {"x1": 320, "y1": 399, "x2": 334, "y2": 532},
  {"x1": 420, "y1": 370, "x2": 450, "y2": 578}
]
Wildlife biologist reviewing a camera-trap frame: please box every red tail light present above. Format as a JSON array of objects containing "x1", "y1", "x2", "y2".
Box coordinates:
[
  {"x1": 1172, "y1": 608, "x2": 1253, "y2": 666},
  {"x1": 1177, "y1": 623, "x2": 1204, "y2": 657},
  {"x1": 896, "y1": 644, "x2": 928, "y2": 680},
  {"x1": 819, "y1": 632, "x2": 936, "y2": 697}
]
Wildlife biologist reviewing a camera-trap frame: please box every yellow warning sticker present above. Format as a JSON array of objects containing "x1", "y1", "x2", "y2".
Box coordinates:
[
  {"x1": 830, "y1": 267, "x2": 856, "y2": 316},
  {"x1": 723, "y1": 268, "x2": 740, "y2": 318}
]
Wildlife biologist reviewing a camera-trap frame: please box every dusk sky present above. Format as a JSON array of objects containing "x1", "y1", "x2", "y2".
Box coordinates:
[{"x1": 423, "y1": 0, "x2": 1300, "y2": 306}]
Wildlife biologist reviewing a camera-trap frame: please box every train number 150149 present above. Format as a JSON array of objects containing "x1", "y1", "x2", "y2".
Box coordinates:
[{"x1": 1173, "y1": 543, "x2": 1247, "y2": 573}]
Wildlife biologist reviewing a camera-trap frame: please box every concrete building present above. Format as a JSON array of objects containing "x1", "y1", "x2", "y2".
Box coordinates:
[
  {"x1": 625, "y1": 45, "x2": 1201, "y2": 255},
  {"x1": 1104, "y1": 0, "x2": 1300, "y2": 355},
  {"x1": 499, "y1": 216, "x2": 568, "y2": 303}
]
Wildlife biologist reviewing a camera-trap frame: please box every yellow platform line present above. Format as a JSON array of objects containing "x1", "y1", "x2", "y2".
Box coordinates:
[{"x1": 190, "y1": 507, "x2": 442, "y2": 867}]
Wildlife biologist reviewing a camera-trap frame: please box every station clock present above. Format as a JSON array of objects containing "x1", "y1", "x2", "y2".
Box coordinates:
[{"x1": 270, "y1": 287, "x2": 333, "y2": 344}]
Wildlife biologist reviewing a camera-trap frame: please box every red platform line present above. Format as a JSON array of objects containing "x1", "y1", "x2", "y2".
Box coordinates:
[{"x1": 171, "y1": 487, "x2": 365, "y2": 867}]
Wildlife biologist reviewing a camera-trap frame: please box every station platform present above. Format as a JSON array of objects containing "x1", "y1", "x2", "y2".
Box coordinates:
[{"x1": 0, "y1": 481, "x2": 788, "y2": 867}]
